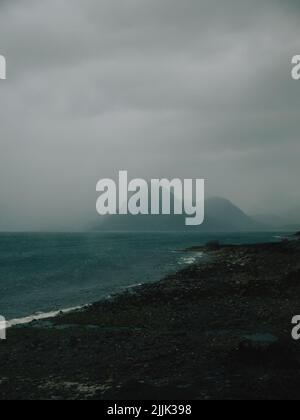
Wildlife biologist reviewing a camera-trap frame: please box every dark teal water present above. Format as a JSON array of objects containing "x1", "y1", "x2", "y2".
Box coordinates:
[{"x1": 0, "y1": 232, "x2": 281, "y2": 320}]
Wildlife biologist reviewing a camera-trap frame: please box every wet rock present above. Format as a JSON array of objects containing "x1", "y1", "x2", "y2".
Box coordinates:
[
  {"x1": 104, "y1": 380, "x2": 198, "y2": 400},
  {"x1": 205, "y1": 241, "x2": 221, "y2": 251},
  {"x1": 236, "y1": 334, "x2": 298, "y2": 369}
]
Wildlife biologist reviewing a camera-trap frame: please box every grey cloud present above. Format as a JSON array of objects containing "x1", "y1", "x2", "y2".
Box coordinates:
[{"x1": 0, "y1": 0, "x2": 299, "y2": 230}]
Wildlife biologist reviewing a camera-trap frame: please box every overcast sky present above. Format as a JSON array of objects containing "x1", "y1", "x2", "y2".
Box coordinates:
[{"x1": 0, "y1": 0, "x2": 299, "y2": 231}]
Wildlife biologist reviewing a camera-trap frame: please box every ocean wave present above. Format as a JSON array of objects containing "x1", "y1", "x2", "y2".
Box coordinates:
[
  {"x1": 125, "y1": 283, "x2": 143, "y2": 289},
  {"x1": 6, "y1": 305, "x2": 85, "y2": 329},
  {"x1": 178, "y1": 252, "x2": 204, "y2": 266}
]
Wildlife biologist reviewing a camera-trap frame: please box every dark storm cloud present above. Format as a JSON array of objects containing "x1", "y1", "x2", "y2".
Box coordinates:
[{"x1": 0, "y1": 0, "x2": 299, "y2": 230}]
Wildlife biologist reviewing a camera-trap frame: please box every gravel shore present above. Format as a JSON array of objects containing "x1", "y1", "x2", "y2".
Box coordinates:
[{"x1": 1, "y1": 237, "x2": 300, "y2": 400}]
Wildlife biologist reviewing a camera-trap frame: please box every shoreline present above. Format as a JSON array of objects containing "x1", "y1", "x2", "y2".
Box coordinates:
[
  {"x1": 6, "y1": 305, "x2": 87, "y2": 329},
  {"x1": 5, "y1": 251, "x2": 206, "y2": 329},
  {"x1": 5, "y1": 232, "x2": 282, "y2": 329},
  {"x1": 1, "y1": 236, "x2": 300, "y2": 400}
]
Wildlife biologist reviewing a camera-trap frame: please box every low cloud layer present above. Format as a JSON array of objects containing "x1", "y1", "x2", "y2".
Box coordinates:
[{"x1": 0, "y1": 0, "x2": 299, "y2": 230}]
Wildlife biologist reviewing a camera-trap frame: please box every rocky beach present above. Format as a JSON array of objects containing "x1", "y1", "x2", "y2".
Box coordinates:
[{"x1": 1, "y1": 236, "x2": 300, "y2": 400}]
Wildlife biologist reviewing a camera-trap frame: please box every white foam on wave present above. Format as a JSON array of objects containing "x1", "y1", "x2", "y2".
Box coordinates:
[
  {"x1": 178, "y1": 252, "x2": 204, "y2": 266},
  {"x1": 125, "y1": 283, "x2": 142, "y2": 289},
  {"x1": 6, "y1": 305, "x2": 85, "y2": 329}
]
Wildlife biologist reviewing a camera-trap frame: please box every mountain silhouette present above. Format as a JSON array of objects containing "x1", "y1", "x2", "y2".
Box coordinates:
[{"x1": 93, "y1": 196, "x2": 266, "y2": 232}]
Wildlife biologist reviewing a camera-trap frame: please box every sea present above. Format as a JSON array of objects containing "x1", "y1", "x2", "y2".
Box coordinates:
[{"x1": 0, "y1": 232, "x2": 283, "y2": 324}]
